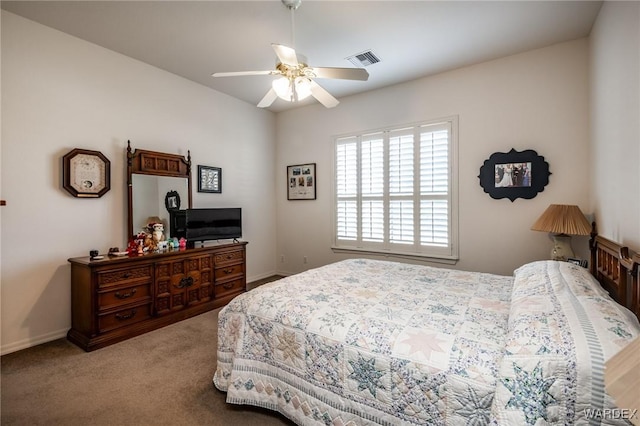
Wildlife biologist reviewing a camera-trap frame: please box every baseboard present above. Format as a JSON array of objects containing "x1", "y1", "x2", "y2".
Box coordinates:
[
  {"x1": 247, "y1": 270, "x2": 280, "y2": 283},
  {"x1": 1, "y1": 328, "x2": 68, "y2": 356}
]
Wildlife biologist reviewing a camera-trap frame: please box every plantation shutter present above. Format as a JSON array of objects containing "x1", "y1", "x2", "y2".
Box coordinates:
[
  {"x1": 389, "y1": 128, "x2": 414, "y2": 245},
  {"x1": 336, "y1": 137, "x2": 357, "y2": 240},
  {"x1": 334, "y1": 118, "x2": 458, "y2": 259},
  {"x1": 420, "y1": 124, "x2": 450, "y2": 247},
  {"x1": 361, "y1": 133, "x2": 384, "y2": 242}
]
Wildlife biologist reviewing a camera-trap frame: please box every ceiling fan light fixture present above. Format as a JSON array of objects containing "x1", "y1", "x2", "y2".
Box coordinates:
[
  {"x1": 272, "y1": 76, "x2": 312, "y2": 102},
  {"x1": 294, "y1": 77, "x2": 312, "y2": 100},
  {"x1": 272, "y1": 76, "x2": 293, "y2": 101}
]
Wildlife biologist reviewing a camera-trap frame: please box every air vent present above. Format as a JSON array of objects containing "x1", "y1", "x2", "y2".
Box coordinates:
[{"x1": 346, "y1": 50, "x2": 381, "y2": 67}]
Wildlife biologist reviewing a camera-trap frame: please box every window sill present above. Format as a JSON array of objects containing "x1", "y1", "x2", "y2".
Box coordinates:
[{"x1": 331, "y1": 246, "x2": 459, "y2": 265}]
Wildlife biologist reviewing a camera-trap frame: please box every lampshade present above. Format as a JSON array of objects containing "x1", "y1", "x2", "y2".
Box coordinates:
[
  {"x1": 145, "y1": 216, "x2": 163, "y2": 226},
  {"x1": 144, "y1": 216, "x2": 166, "y2": 232},
  {"x1": 272, "y1": 76, "x2": 312, "y2": 102},
  {"x1": 531, "y1": 204, "x2": 591, "y2": 235},
  {"x1": 531, "y1": 204, "x2": 591, "y2": 261}
]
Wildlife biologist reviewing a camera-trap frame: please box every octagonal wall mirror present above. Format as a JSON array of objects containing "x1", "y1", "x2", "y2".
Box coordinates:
[{"x1": 127, "y1": 141, "x2": 192, "y2": 239}]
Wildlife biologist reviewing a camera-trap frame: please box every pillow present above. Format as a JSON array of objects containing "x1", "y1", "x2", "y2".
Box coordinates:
[{"x1": 490, "y1": 260, "x2": 639, "y2": 425}]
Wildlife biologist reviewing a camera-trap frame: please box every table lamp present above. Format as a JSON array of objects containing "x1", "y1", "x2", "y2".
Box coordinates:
[{"x1": 531, "y1": 204, "x2": 591, "y2": 261}]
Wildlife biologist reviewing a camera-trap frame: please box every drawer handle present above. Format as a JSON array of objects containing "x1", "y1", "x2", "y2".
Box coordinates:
[
  {"x1": 122, "y1": 272, "x2": 132, "y2": 279},
  {"x1": 175, "y1": 277, "x2": 195, "y2": 289},
  {"x1": 115, "y1": 289, "x2": 137, "y2": 299},
  {"x1": 223, "y1": 283, "x2": 234, "y2": 290},
  {"x1": 223, "y1": 268, "x2": 234, "y2": 274},
  {"x1": 226, "y1": 254, "x2": 234, "y2": 259},
  {"x1": 115, "y1": 309, "x2": 137, "y2": 321}
]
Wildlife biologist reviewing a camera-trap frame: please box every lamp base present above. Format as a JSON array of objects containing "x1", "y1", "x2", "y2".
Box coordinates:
[{"x1": 551, "y1": 234, "x2": 574, "y2": 261}]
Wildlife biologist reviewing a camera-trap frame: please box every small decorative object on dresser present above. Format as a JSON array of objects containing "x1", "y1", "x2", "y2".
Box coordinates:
[
  {"x1": 287, "y1": 163, "x2": 316, "y2": 200},
  {"x1": 198, "y1": 165, "x2": 222, "y2": 193},
  {"x1": 151, "y1": 222, "x2": 165, "y2": 244},
  {"x1": 62, "y1": 148, "x2": 111, "y2": 198}
]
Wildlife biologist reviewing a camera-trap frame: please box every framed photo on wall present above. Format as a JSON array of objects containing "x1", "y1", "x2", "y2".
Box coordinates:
[
  {"x1": 287, "y1": 163, "x2": 316, "y2": 200},
  {"x1": 198, "y1": 165, "x2": 221, "y2": 193},
  {"x1": 478, "y1": 149, "x2": 550, "y2": 202}
]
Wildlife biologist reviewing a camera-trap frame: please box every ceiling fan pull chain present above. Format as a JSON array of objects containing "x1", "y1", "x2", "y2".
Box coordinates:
[{"x1": 290, "y1": 78, "x2": 297, "y2": 102}]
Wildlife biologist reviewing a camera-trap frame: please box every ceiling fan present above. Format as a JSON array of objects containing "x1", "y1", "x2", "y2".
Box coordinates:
[{"x1": 211, "y1": 0, "x2": 369, "y2": 109}]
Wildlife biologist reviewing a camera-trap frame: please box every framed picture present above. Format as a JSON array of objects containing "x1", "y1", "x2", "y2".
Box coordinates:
[
  {"x1": 164, "y1": 190, "x2": 181, "y2": 212},
  {"x1": 198, "y1": 165, "x2": 221, "y2": 193},
  {"x1": 478, "y1": 148, "x2": 550, "y2": 201},
  {"x1": 62, "y1": 148, "x2": 111, "y2": 198},
  {"x1": 287, "y1": 163, "x2": 316, "y2": 200}
]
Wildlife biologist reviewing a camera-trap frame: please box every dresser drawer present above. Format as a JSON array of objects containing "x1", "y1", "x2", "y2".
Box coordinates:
[
  {"x1": 98, "y1": 303, "x2": 151, "y2": 333},
  {"x1": 214, "y1": 249, "x2": 244, "y2": 265},
  {"x1": 214, "y1": 263, "x2": 244, "y2": 281},
  {"x1": 98, "y1": 266, "x2": 152, "y2": 288},
  {"x1": 214, "y1": 278, "x2": 245, "y2": 298},
  {"x1": 98, "y1": 284, "x2": 151, "y2": 311}
]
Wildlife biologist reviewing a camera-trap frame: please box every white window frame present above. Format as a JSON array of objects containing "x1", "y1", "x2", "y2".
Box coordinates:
[{"x1": 332, "y1": 116, "x2": 459, "y2": 262}]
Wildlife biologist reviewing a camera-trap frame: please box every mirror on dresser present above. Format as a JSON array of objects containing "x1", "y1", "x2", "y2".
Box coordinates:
[{"x1": 127, "y1": 140, "x2": 192, "y2": 239}]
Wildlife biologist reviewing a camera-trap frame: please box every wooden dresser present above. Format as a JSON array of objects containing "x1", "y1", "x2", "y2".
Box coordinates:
[{"x1": 67, "y1": 241, "x2": 247, "y2": 351}]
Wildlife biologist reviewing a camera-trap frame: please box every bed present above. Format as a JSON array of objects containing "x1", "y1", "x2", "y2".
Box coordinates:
[{"x1": 214, "y1": 233, "x2": 640, "y2": 425}]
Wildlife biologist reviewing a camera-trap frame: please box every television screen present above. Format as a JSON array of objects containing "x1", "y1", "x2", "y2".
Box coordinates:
[{"x1": 185, "y1": 208, "x2": 242, "y2": 244}]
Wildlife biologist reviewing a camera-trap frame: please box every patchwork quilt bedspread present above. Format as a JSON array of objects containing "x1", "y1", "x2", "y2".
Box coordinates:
[
  {"x1": 492, "y1": 261, "x2": 639, "y2": 425},
  {"x1": 214, "y1": 259, "x2": 639, "y2": 425}
]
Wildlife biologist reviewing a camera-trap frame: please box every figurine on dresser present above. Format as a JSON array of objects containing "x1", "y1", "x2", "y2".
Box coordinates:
[
  {"x1": 151, "y1": 222, "x2": 165, "y2": 245},
  {"x1": 131, "y1": 220, "x2": 167, "y2": 253},
  {"x1": 143, "y1": 221, "x2": 165, "y2": 251}
]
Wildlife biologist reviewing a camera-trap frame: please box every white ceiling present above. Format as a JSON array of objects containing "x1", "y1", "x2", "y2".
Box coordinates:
[{"x1": 1, "y1": 0, "x2": 603, "y2": 112}]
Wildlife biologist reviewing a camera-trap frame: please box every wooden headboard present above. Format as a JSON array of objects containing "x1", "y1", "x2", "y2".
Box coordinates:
[{"x1": 590, "y1": 225, "x2": 640, "y2": 322}]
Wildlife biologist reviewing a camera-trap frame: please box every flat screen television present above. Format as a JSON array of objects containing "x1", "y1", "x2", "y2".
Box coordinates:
[{"x1": 184, "y1": 208, "x2": 242, "y2": 246}]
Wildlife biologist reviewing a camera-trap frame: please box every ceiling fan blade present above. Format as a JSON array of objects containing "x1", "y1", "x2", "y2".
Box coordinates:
[
  {"x1": 272, "y1": 44, "x2": 299, "y2": 67},
  {"x1": 212, "y1": 70, "x2": 276, "y2": 77},
  {"x1": 311, "y1": 67, "x2": 369, "y2": 81},
  {"x1": 309, "y1": 80, "x2": 339, "y2": 108},
  {"x1": 257, "y1": 88, "x2": 278, "y2": 108}
]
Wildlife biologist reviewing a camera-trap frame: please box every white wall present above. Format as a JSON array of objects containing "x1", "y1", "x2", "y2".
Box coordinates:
[
  {"x1": 0, "y1": 11, "x2": 278, "y2": 354},
  {"x1": 590, "y1": 1, "x2": 640, "y2": 249},
  {"x1": 276, "y1": 39, "x2": 591, "y2": 277},
  {"x1": 4, "y1": 7, "x2": 623, "y2": 354}
]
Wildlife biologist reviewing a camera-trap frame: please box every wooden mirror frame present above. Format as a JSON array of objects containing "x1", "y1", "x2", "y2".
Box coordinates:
[{"x1": 126, "y1": 140, "x2": 192, "y2": 239}]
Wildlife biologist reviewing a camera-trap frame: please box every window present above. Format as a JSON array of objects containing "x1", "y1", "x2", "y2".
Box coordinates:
[{"x1": 334, "y1": 117, "x2": 458, "y2": 260}]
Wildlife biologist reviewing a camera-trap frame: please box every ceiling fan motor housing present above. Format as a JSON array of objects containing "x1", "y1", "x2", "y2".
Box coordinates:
[{"x1": 282, "y1": 0, "x2": 302, "y2": 10}]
